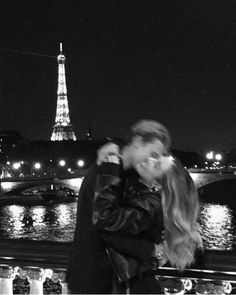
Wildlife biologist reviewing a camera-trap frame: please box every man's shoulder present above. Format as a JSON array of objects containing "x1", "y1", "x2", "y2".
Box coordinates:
[
  {"x1": 125, "y1": 168, "x2": 139, "y2": 185},
  {"x1": 83, "y1": 163, "x2": 99, "y2": 180},
  {"x1": 87, "y1": 162, "x2": 98, "y2": 173}
]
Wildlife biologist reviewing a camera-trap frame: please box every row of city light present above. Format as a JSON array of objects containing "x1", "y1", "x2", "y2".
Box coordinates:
[
  {"x1": 8, "y1": 159, "x2": 85, "y2": 170},
  {"x1": 206, "y1": 151, "x2": 223, "y2": 161}
]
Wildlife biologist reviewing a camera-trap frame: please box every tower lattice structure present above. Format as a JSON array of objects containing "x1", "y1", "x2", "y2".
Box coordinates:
[{"x1": 51, "y1": 43, "x2": 76, "y2": 141}]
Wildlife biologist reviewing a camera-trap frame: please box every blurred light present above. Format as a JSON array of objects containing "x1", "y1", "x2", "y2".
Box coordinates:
[
  {"x1": 32, "y1": 207, "x2": 45, "y2": 223},
  {"x1": 189, "y1": 173, "x2": 200, "y2": 183},
  {"x1": 59, "y1": 160, "x2": 66, "y2": 167},
  {"x1": 68, "y1": 177, "x2": 83, "y2": 190},
  {"x1": 9, "y1": 205, "x2": 24, "y2": 216},
  {"x1": 6, "y1": 161, "x2": 10, "y2": 165},
  {"x1": 1, "y1": 182, "x2": 14, "y2": 190},
  {"x1": 206, "y1": 151, "x2": 214, "y2": 160},
  {"x1": 57, "y1": 204, "x2": 71, "y2": 227},
  {"x1": 34, "y1": 162, "x2": 41, "y2": 170},
  {"x1": 77, "y1": 160, "x2": 85, "y2": 167},
  {"x1": 182, "y1": 279, "x2": 192, "y2": 291},
  {"x1": 44, "y1": 269, "x2": 53, "y2": 278},
  {"x1": 12, "y1": 162, "x2": 20, "y2": 170},
  {"x1": 215, "y1": 153, "x2": 222, "y2": 161}
]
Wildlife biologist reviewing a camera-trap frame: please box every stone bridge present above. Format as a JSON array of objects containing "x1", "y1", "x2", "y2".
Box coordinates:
[
  {"x1": 0, "y1": 169, "x2": 236, "y2": 196},
  {"x1": 189, "y1": 169, "x2": 236, "y2": 189},
  {"x1": 0, "y1": 175, "x2": 84, "y2": 196}
]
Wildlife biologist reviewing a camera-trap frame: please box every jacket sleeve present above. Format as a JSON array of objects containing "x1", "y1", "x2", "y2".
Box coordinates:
[{"x1": 92, "y1": 162, "x2": 162, "y2": 234}]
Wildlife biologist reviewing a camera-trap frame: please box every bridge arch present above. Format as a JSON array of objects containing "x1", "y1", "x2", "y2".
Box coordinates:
[
  {"x1": 189, "y1": 171, "x2": 236, "y2": 189},
  {"x1": 0, "y1": 177, "x2": 83, "y2": 196}
]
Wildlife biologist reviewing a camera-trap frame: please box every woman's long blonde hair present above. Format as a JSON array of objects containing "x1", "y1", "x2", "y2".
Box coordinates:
[{"x1": 160, "y1": 158, "x2": 203, "y2": 271}]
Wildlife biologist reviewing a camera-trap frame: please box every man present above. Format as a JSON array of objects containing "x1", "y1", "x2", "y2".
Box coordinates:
[{"x1": 67, "y1": 120, "x2": 171, "y2": 294}]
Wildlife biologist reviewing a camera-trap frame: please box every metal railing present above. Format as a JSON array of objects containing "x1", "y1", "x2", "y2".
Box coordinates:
[{"x1": 0, "y1": 239, "x2": 235, "y2": 294}]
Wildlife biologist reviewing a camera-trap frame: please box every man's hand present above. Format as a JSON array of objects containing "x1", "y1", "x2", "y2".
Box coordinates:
[
  {"x1": 152, "y1": 242, "x2": 168, "y2": 266},
  {"x1": 97, "y1": 143, "x2": 120, "y2": 165},
  {"x1": 152, "y1": 243, "x2": 164, "y2": 260}
]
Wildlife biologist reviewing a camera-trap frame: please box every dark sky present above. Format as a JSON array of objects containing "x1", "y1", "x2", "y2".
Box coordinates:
[{"x1": 1, "y1": 0, "x2": 236, "y2": 151}]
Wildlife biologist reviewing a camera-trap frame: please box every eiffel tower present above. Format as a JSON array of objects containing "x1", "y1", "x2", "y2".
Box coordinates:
[{"x1": 51, "y1": 43, "x2": 76, "y2": 141}]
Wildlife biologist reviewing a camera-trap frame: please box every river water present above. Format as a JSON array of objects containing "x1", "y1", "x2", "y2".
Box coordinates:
[{"x1": 0, "y1": 199, "x2": 235, "y2": 251}]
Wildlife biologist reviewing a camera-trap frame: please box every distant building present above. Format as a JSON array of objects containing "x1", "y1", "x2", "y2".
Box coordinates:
[
  {"x1": 0, "y1": 130, "x2": 25, "y2": 157},
  {"x1": 86, "y1": 120, "x2": 93, "y2": 141}
]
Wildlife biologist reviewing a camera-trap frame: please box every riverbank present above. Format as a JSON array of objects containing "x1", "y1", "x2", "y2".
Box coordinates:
[{"x1": 0, "y1": 194, "x2": 77, "y2": 206}]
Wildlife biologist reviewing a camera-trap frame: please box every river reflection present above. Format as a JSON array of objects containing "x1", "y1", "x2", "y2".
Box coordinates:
[
  {"x1": 199, "y1": 202, "x2": 236, "y2": 250},
  {"x1": 0, "y1": 203, "x2": 77, "y2": 241},
  {"x1": 0, "y1": 201, "x2": 235, "y2": 250}
]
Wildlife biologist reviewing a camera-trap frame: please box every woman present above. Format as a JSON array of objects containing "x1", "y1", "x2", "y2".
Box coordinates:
[{"x1": 93, "y1": 154, "x2": 202, "y2": 293}]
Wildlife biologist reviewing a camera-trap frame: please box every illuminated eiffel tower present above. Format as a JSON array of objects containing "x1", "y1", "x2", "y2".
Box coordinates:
[{"x1": 51, "y1": 43, "x2": 76, "y2": 141}]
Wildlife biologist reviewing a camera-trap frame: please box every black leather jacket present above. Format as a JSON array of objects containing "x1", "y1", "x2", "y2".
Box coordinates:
[{"x1": 93, "y1": 162, "x2": 164, "y2": 282}]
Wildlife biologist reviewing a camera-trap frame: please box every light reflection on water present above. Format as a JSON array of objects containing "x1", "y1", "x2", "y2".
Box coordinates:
[
  {"x1": 199, "y1": 202, "x2": 236, "y2": 250},
  {"x1": 0, "y1": 200, "x2": 235, "y2": 250},
  {"x1": 0, "y1": 202, "x2": 77, "y2": 242}
]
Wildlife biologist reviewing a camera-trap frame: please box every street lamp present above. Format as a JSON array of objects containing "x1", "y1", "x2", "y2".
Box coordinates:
[
  {"x1": 206, "y1": 151, "x2": 214, "y2": 160},
  {"x1": 59, "y1": 160, "x2": 66, "y2": 167},
  {"x1": 206, "y1": 151, "x2": 223, "y2": 169},
  {"x1": 215, "y1": 153, "x2": 222, "y2": 161},
  {"x1": 34, "y1": 162, "x2": 41, "y2": 170},
  {"x1": 77, "y1": 160, "x2": 85, "y2": 168},
  {"x1": 12, "y1": 162, "x2": 21, "y2": 170}
]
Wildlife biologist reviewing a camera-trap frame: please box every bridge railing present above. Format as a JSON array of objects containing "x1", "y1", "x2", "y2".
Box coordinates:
[
  {"x1": 0, "y1": 239, "x2": 69, "y2": 294},
  {"x1": 0, "y1": 239, "x2": 236, "y2": 294},
  {"x1": 0, "y1": 171, "x2": 87, "y2": 182}
]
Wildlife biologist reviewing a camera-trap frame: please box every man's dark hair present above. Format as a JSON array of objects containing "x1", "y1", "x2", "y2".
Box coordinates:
[{"x1": 126, "y1": 119, "x2": 171, "y2": 151}]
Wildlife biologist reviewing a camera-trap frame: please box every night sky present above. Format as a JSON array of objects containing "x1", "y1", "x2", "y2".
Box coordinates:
[{"x1": 1, "y1": 0, "x2": 236, "y2": 151}]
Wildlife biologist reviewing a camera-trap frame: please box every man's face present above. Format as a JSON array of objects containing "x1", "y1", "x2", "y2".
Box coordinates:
[{"x1": 128, "y1": 137, "x2": 166, "y2": 169}]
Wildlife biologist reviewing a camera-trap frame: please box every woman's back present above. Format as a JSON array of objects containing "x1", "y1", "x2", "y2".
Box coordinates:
[{"x1": 160, "y1": 157, "x2": 203, "y2": 270}]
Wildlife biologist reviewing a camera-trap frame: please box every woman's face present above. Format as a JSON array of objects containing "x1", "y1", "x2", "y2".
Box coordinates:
[
  {"x1": 136, "y1": 155, "x2": 174, "y2": 185},
  {"x1": 128, "y1": 137, "x2": 166, "y2": 169},
  {"x1": 136, "y1": 157, "x2": 162, "y2": 185}
]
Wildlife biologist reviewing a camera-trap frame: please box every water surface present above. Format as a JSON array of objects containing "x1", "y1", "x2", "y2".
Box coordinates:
[{"x1": 0, "y1": 198, "x2": 235, "y2": 250}]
